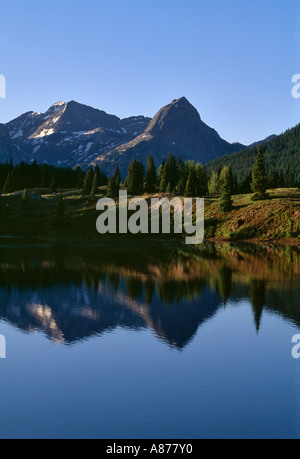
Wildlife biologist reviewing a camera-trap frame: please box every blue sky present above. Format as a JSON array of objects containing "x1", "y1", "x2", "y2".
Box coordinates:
[{"x1": 0, "y1": 0, "x2": 299, "y2": 144}]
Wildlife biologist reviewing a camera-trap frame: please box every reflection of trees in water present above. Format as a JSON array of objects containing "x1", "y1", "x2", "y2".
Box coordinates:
[
  {"x1": 126, "y1": 278, "x2": 144, "y2": 301},
  {"x1": 216, "y1": 266, "x2": 233, "y2": 306},
  {"x1": 107, "y1": 272, "x2": 119, "y2": 292},
  {"x1": 0, "y1": 243, "x2": 298, "y2": 346},
  {"x1": 157, "y1": 278, "x2": 207, "y2": 305},
  {"x1": 145, "y1": 280, "x2": 155, "y2": 305},
  {"x1": 250, "y1": 279, "x2": 266, "y2": 333}
]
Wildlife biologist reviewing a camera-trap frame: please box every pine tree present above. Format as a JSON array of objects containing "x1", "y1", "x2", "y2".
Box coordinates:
[
  {"x1": 219, "y1": 166, "x2": 233, "y2": 212},
  {"x1": 114, "y1": 166, "x2": 121, "y2": 188},
  {"x1": 40, "y1": 165, "x2": 49, "y2": 188},
  {"x1": 167, "y1": 154, "x2": 178, "y2": 192},
  {"x1": 94, "y1": 165, "x2": 101, "y2": 187},
  {"x1": 177, "y1": 156, "x2": 185, "y2": 181},
  {"x1": 49, "y1": 176, "x2": 57, "y2": 194},
  {"x1": 159, "y1": 164, "x2": 168, "y2": 193},
  {"x1": 156, "y1": 157, "x2": 165, "y2": 182},
  {"x1": 107, "y1": 176, "x2": 119, "y2": 199},
  {"x1": 3, "y1": 173, "x2": 13, "y2": 194},
  {"x1": 195, "y1": 163, "x2": 208, "y2": 196},
  {"x1": 145, "y1": 154, "x2": 157, "y2": 191},
  {"x1": 251, "y1": 147, "x2": 268, "y2": 200},
  {"x1": 82, "y1": 168, "x2": 94, "y2": 195},
  {"x1": 24, "y1": 160, "x2": 39, "y2": 188},
  {"x1": 220, "y1": 165, "x2": 234, "y2": 194},
  {"x1": 90, "y1": 173, "x2": 99, "y2": 198},
  {"x1": 76, "y1": 166, "x2": 84, "y2": 189},
  {"x1": 126, "y1": 159, "x2": 144, "y2": 195},
  {"x1": 208, "y1": 171, "x2": 220, "y2": 196},
  {"x1": 176, "y1": 177, "x2": 185, "y2": 196},
  {"x1": 185, "y1": 172, "x2": 196, "y2": 197}
]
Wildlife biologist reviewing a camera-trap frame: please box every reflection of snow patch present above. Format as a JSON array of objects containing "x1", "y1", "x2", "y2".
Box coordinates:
[
  {"x1": 33, "y1": 145, "x2": 41, "y2": 154},
  {"x1": 85, "y1": 142, "x2": 93, "y2": 153},
  {"x1": 73, "y1": 131, "x2": 86, "y2": 137}
]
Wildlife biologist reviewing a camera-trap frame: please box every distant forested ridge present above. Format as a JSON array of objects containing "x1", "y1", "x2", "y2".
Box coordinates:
[
  {"x1": 0, "y1": 160, "x2": 108, "y2": 193},
  {"x1": 206, "y1": 124, "x2": 300, "y2": 187}
]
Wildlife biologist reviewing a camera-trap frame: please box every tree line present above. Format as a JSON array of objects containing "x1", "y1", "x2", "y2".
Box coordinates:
[
  {"x1": 106, "y1": 154, "x2": 208, "y2": 198},
  {"x1": 0, "y1": 147, "x2": 297, "y2": 215},
  {"x1": 106, "y1": 148, "x2": 296, "y2": 209},
  {"x1": 0, "y1": 160, "x2": 108, "y2": 194}
]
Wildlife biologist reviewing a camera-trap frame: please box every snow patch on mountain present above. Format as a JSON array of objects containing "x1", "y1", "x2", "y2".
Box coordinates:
[{"x1": 34, "y1": 128, "x2": 55, "y2": 138}]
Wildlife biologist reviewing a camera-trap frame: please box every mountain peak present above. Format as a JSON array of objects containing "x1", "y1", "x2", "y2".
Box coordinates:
[
  {"x1": 91, "y1": 97, "x2": 241, "y2": 176},
  {"x1": 170, "y1": 96, "x2": 198, "y2": 109},
  {"x1": 145, "y1": 97, "x2": 201, "y2": 135},
  {"x1": 171, "y1": 96, "x2": 190, "y2": 105},
  {"x1": 50, "y1": 101, "x2": 67, "y2": 110},
  {"x1": 52, "y1": 101, "x2": 66, "y2": 106}
]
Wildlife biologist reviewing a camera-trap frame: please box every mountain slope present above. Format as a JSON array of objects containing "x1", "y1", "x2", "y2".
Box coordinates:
[
  {"x1": 206, "y1": 124, "x2": 300, "y2": 185},
  {"x1": 6, "y1": 101, "x2": 151, "y2": 168},
  {"x1": 0, "y1": 124, "x2": 19, "y2": 163},
  {"x1": 92, "y1": 97, "x2": 245, "y2": 176},
  {"x1": 247, "y1": 134, "x2": 277, "y2": 149}
]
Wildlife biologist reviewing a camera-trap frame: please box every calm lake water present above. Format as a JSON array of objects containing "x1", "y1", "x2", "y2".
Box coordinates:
[{"x1": 0, "y1": 240, "x2": 299, "y2": 439}]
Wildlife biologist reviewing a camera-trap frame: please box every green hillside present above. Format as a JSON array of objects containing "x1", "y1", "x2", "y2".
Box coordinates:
[
  {"x1": 206, "y1": 123, "x2": 300, "y2": 186},
  {"x1": 0, "y1": 187, "x2": 299, "y2": 243}
]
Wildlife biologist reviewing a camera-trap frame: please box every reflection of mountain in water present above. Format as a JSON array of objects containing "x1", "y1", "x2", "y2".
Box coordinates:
[
  {"x1": 0, "y1": 280, "x2": 222, "y2": 349},
  {"x1": 0, "y1": 242, "x2": 299, "y2": 349}
]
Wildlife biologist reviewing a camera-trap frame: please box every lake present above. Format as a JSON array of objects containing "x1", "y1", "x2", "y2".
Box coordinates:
[{"x1": 0, "y1": 239, "x2": 299, "y2": 439}]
